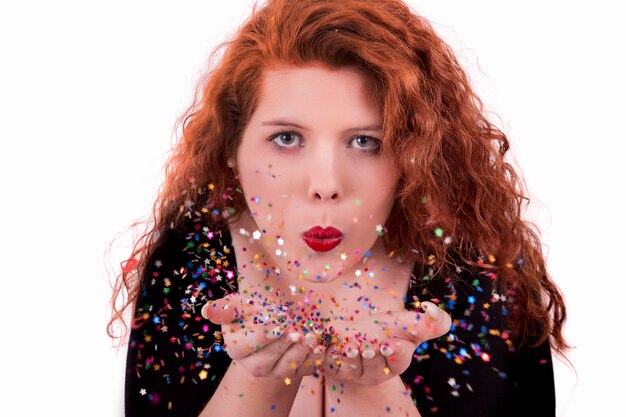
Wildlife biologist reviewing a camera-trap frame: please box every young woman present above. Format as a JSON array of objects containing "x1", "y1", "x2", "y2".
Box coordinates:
[{"x1": 109, "y1": 1, "x2": 568, "y2": 416}]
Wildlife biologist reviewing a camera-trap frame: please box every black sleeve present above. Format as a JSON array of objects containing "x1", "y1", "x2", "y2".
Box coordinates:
[
  {"x1": 124, "y1": 226, "x2": 238, "y2": 417},
  {"x1": 401, "y1": 268, "x2": 556, "y2": 417}
]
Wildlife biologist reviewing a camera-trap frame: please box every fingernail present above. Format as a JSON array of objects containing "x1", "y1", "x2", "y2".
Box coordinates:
[
  {"x1": 288, "y1": 332, "x2": 303, "y2": 343},
  {"x1": 380, "y1": 345, "x2": 394, "y2": 357},
  {"x1": 345, "y1": 348, "x2": 359, "y2": 359},
  {"x1": 421, "y1": 301, "x2": 440, "y2": 319},
  {"x1": 362, "y1": 350, "x2": 376, "y2": 359},
  {"x1": 303, "y1": 333, "x2": 316, "y2": 347},
  {"x1": 266, "y1": 326, "x2": 283, "y2": 340},
  {"x1": 313, "y1": 345, "x2": 325, "y2": 355},
  {"x1": 201, "y1": 303, "x2": 210, "y2": 319}
]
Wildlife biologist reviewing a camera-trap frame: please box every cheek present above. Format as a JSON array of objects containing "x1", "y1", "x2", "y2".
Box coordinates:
[
  {"x1": 366, "y1": 170, "x2": 397, "y2": 215},
  {"x1": 238, "y1": 161, "x2": 294, "y2": 220}
]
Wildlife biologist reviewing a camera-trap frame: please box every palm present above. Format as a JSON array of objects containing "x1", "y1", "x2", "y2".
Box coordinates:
[{"x1": 321, "y1": 303, "x2": 451, "y2": 385}]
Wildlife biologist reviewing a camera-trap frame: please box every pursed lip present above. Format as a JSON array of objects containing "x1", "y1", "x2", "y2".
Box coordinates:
[{"x1": 302, "y1": 226, "x2": 343, "y2": 252}]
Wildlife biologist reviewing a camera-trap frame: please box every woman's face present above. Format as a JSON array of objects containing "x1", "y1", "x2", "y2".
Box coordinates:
[{"x1": 235, "y1": 65, "x2": 398, "y2": 283}]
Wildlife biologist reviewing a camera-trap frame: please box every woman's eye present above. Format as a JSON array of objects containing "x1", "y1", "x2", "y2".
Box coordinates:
[
  {"x1": 269, "y1": 132, "x2": 380, "y2": 153},
  {"x1": 350, "y1": 136, "x2": 381, "y2": 152},
  {"x1": 270, "y1": 131, "x2": 302, "y2": 149}
]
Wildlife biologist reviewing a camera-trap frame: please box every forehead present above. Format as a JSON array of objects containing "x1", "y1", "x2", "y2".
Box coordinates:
[{"x1": 252, "y1": 65, "x2": 381, "y2": 119}]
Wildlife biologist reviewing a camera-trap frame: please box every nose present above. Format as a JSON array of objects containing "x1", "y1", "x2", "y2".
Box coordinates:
[
  {"x1": 314, "y1": 190, "x2": 339, "y2": 201},
  {"x1": 306, "y1": 144, "x2": 344, "y2": 202}
]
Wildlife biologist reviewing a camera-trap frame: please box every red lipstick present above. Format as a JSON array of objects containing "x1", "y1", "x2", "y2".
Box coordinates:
[{"x1": 302, "y1": 226, "x2": 343, "y2": 252}]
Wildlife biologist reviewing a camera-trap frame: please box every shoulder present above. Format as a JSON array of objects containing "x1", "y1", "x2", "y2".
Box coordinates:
[{"x1": 125, "y1": 221, "x2": 238, "y2": 416}]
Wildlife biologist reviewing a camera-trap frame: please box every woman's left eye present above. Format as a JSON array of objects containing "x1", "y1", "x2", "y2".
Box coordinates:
[{"x1": 350, "y1": 136, "x2": 381, "y2": 152}]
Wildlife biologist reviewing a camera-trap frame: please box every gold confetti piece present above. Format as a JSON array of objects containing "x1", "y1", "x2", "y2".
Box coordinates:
[
  {"x1": 284, "y1": 377, "x2": 292, "y2": 385},
  {"x1": 199, "y1": 370, "x2": 208, "y2": 380}
]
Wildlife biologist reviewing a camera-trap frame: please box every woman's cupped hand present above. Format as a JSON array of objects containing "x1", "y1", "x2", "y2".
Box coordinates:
[
  {"x1": 321, "y1": 302, "x2": 451, "y2": 386},
  {"x1": 202, "y1": 294, "x2": 451, "y2": 385},
  {"x1": 201, "y1": 293, "x2": 327, "y2": 380}
]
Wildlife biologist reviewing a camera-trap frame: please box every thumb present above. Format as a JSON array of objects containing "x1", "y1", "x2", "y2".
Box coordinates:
[
  {"x1": 373, "y1": 302, "x2": 452, "y2": 344},
  {"x1": 201, "y1": 294, "x2": 262, "y2": 325}
]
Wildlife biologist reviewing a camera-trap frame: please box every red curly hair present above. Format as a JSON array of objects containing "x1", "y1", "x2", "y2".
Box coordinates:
[{"x1": 108, "y1": 0, "x2": 567, "y2": 355}]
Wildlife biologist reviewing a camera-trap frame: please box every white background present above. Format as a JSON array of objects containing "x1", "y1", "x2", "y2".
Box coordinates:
[{"x1": 1, "y1": 1, "x2": 624, "y2": 416}]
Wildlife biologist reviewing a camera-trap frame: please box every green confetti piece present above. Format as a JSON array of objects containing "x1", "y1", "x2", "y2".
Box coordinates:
[{"x1": 434, "y1": 228, "x2": 443, "y2": 237}]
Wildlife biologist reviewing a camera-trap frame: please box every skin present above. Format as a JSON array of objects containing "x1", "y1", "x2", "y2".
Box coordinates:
[
  {"x1": 232, "y1": 64, "x2": 398, "y2": 285},
  {"x1": 201, "y1": 65, "x2": 451, "y2": 416}
]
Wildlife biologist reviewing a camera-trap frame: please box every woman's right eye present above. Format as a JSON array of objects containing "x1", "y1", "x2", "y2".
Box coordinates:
[{"x1": 269, "y1": 131, "x2": 302, "y2": 150}]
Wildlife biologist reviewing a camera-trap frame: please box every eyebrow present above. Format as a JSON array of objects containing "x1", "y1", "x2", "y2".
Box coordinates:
[{"x1": 260, "y1": 120, "x2": 382, "y2": 132}]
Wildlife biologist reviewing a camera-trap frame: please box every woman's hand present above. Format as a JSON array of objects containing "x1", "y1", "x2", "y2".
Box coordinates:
[
  {"x1": 201, "y1": 294, "x2": 326, "y2": 380},
  {"x1": 322, "y1": 301, "x2": 451, "y2": 386}
]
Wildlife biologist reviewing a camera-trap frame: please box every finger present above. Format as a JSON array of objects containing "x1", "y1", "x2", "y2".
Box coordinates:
[
  {"x1": 222, "y1": 322, "x2": 288, "y2": 361},
  {"x1": 358, "y1": 339, "x2": 390, "y2": 384},
  {"x1": 322, "y1": 344, "x2": 343, "y2": 377},
  {"x1": 201, "y1": 294, "x2": 264, "y2": 325},
  {"x1": 302, "y1": 331, "x2": 319, "y2": 349},
  {"x1": 256, "y1": 326, "x2": 304, "y2": 365},
  {"x1": 324, "y1": 342, "x2": 363, "y2": 381},
  {"x1": 379, "y1": 338, "x2": 413, "y2": 376},
  {"x1": 363, "y1": 303, "x2": 451, "y2": 344},
  {"x1": 234, "y1": 325, "x2": 302, "y2": 377},
  {"x1": 413, "y1": 301, "x2": 452, "y2": 341},
  {"x1": 269, "y1": 329, "x2": 311, "y2": 377},
  {"x1": 294, "y1": 343, "x2": 326, "y2": 378}
]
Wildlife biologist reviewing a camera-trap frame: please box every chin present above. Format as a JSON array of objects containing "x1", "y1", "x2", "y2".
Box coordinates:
[
  {"x1": 299, "y1": 272, "x2": 343, "y2": 284},
  {"x1": 289, "y1": 255, "x2": 352, "y2": 284}
]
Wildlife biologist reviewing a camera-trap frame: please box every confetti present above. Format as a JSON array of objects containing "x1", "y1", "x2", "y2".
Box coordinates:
[
  {"x1": 121, "y1": 258, "x2": 139, "y2": 273},
  {"x1": 127, "y1": 188, "x2": 521, "y2": 412}
]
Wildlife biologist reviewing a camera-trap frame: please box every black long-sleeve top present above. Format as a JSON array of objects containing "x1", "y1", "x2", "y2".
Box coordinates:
[{"x1": 124, "y1": 224, "x2": 555, "y2": 417}]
